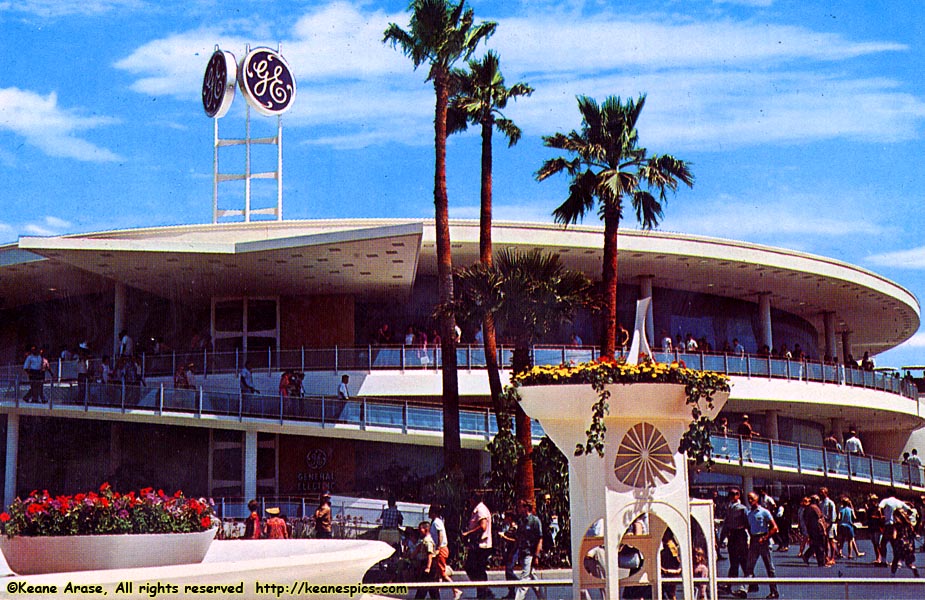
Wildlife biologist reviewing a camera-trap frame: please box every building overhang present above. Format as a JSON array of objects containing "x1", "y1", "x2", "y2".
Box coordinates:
[
  {"x1": 1, "y1": 218, "x2": 919, "y2": 355},
  {"x1": 13, "y1": 221, "x2": 423, "y2": 303}
]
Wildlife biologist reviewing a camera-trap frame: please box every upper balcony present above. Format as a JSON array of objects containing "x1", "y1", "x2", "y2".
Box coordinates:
[{"x1": 3, "y1": 345, "x2": 918, "y2": 402}]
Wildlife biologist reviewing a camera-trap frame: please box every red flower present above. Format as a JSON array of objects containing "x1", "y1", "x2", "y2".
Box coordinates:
[
  {"x1": 27, "y1": 503, "x2": 45, "y2": 514},
  {"x1": 173, "y1": 490, "x2": 183, "y2": 498},
  {"x1": 100, "y1": 497, "x2": 110, "y2": 508},
  {"x1": 99, "y1": 482, "x2": 111, "y2": 492},
  {"x1": 200, "y1": 516, "x2": 212, "y2": 529},
  {"x1": 0, "y1": 513, "x2": 10, "y2": 523},
  {"x1": 74, "y1": 493, "x2": 85, "y2": 503}
]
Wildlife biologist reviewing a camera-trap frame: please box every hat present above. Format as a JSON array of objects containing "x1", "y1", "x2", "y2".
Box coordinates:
[{"x1": 265, "y1": 507, "x2": 280, "y2": 515}]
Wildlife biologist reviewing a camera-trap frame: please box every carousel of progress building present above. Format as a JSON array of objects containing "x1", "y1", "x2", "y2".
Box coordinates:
[
  {"x1": 1, "y1": 219, "x2": 924, "y2": 512},
  {"x1": 1, "y1": 46, "x2": 924, "y2": 513}
]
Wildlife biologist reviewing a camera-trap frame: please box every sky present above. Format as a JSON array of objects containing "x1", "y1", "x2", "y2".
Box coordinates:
[{"x1": 2, "y1": 0, "x2": 925, "y2": 365}]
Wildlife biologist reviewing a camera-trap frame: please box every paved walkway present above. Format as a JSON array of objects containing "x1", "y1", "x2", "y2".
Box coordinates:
[{"x1": 392, "y1": 545, "x2": 925, "y2": 599}]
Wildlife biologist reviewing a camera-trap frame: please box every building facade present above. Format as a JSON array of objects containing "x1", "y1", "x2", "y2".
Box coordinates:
[{"x1": 1, "y1": 219, "x2": 923, "y2": 508}]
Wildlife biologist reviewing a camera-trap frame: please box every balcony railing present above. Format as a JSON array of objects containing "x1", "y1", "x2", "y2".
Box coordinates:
[
  {"x1": 712, "y1": 434, "x2": 925, "y2": 492},
  {"x1": 0, "y1": 379, "x2": 542, "y2": 441},
  {"x1": 2, "y1": 346, "x2": 916, "y2": 400},
  {"x1": 1, "y1": 379, "x2": 923, "y2": 494}
]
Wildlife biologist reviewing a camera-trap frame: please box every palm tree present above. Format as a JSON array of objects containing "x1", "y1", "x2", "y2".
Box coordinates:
[
  {"x1": 454, "y1": 249, "x2": 593, "y2": 504},
  {"x1": 536, "y1": 95, "x2": 693, "y2": 359},
  {"x1": 447, "y1": 50, "x2": 533, "y2": 416},
  {"x1": 384, "y1": 0, "x2": 495, "y2": 470}
]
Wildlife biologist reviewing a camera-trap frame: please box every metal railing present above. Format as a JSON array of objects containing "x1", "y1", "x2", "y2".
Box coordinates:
[
  {"x1": 0, "y1": 379, "x2": 542, "y2": 441},
  {"x1": 2, "y1": 346, "x2": 916, "y2": 399},
  {"x1": 712, "y1": 434, "x2": 925, "y2": 492},
  {"x1": 1, "y1": 378, "x2": 923, "y2": 494}
]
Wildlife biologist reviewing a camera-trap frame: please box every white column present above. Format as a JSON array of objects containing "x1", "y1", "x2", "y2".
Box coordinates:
[
  {"x1": 841, "y1": 332, "x2": 853, "y2": 365},
  {"x1": 113, "y1": 283, "x2": 127, "y2": 357},
  {"x1": 758, "y1": 293, "x2": 773, "y2": 352},
  {"x1": 765, "y1": 410, "x2": 779, "y2": 441},
  {"x1": 639, "y1": 275, "x2": 655, "y2": 349},
  {"x1": 823, "y1": 312, "x2": 838, "y2": 361},
  {"x1": 743, "y1": 474, "x2": 754, "y2": 495},
  {"x1": 243, "y1": 430, "x2": 258, "y2": 501},
  {"x1": 4, "y1": 414, "x2": 19, "y2": 511}
]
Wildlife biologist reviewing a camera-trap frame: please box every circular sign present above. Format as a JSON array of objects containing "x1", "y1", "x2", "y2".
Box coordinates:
[
  {"x1": 202, "y1": 49, "x2": 237, "y2": 118},
  {"x1": 305, "y1": 449, "x2": 328, "y2": 470},
  {"x1": 238, "y1": 47, "x2": 296, "y2": 116}
]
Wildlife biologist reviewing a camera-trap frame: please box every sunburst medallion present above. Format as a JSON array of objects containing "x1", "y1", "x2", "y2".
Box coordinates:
[{"x1": 613, "y1": 422, "x2": 676, "y2": 488}]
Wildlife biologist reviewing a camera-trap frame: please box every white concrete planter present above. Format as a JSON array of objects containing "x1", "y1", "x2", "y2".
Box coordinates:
[{"x1": 0, "y1": 527, "x2": 217, "y2": 575}]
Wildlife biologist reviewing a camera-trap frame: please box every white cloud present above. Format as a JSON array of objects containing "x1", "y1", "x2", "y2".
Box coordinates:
[
  {"x1": 897, "y1": 332, "x2": 925, "y2": 348},
  {"x1": 867, "y1": 246, "x2": 925, "y2": 270},
  {"x1": 113, "y1": 2, "x2": 921, "y2": 151},
  {"x1": 0, "y1": 88, "x2": 121, "y2": 161},
  {"x1": 490, "y1": 16, "x2": 904, "y2": 75},
  {"x1": 450, "y1": 203, "x2": 558, "y2": 223},
  {"x1": 713, "y1": 0, "x2": 775, "y2": 7},
  {"x1": 665, "y1": 193, "x2": 888, "y2": 240},
  {"x1": 0, "y1": 0, "x2": 141, "y2": 17},
  {"x1": 22, "y1": 216, "x2": 72, "y2": 236}
]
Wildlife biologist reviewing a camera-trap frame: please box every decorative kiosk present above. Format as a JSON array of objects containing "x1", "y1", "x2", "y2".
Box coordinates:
[{"x1": 516, "y1": 305, "x2": 729, "y2": 599}]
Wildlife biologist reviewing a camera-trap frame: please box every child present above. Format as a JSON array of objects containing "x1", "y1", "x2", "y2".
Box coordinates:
[
  {"x1": 693, "y1": 547, "x2": 709, "y2": 599},
  {"x1": 837, "y1": 497, "x2": 863, "y2": 559},
  {"x1": 412, "y1": 521, "x2": 439, "y2": 599}
]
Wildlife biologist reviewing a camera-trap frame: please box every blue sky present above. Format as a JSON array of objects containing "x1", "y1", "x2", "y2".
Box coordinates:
[{"x1": 3, "y1": 0, "x2": 925, "y2": 365}]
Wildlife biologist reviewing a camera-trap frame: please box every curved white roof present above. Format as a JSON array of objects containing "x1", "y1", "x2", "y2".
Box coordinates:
[{"x1": 2, "y1": 218, "x2": 918, "y2": 353}]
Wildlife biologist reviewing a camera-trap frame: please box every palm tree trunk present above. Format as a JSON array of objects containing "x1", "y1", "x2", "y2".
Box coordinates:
[
  {"x1": 434, "y1": 71, "x2": 461, "y2": 472},
  {"x1": 512, "y1": 344, "x2": 535, "y2": 505},
  {"x1": 478, "y1": 121, "x2": 505, "y2": 414},
  {"x1": 600, "y1": 205, "x2": 620, "y2": 359}
]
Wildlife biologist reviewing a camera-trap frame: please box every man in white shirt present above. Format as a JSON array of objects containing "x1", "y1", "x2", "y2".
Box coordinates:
[
  {"x1": 844, "y1": 429, "x2": 864, "y2": 456},
  {"x1": 118, "y1": 329, "x2": 134, "y2": 358},
  {"x1": 462, "y1": 492, "x2": 493, "y2": 598},
  {"x1": 907, "y1": 449, "x2": 923, "y2": 485},
  {"x1": 22, "y1": 346, "x2": 45, "y2": 403},
  {"x1": 878, "y1": 495, "x2": 913, "y2": 561},
  {"x1": 338, "y1": 374, "x2": 350, "y2": 400}
]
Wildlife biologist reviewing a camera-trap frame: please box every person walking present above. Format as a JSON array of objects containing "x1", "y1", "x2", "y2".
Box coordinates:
[
  {"x1": 514, "y1": 500, "x2": 545, "y2": 600},
  {"x1": 338, "y1": 374, "x2": 350, "y2": 400},
  {"x1": 720, "y1": 488, "x2": 750, "y2": 598},
  {"x1": 429, "y1": 504, "x2": 462, "y2": 600},
  {"x1": 837, "y1": 496, "x2": 863, "y2": 559},
  {"x1": 314, "y1": 493, "x2": 333, "y2": 539},
  {"x1": 243, "y1": 499, "x2": 261, "y2": 540},
  {"x1": 745, "y1": 491, "x2": 780, "y2": 599},
  {"x1": 462, "y1": 492, "x2": 494, "y2": 599},
  {"x1": 22, "y1": 346, "x2": 45, "y2": 403},
  {"x1": 264, "y1": 507, "x2": 289, "y2": 539},
  {"x1": 819, "y1": 487, "x2": 838, "y2": 561},
  {"x1": 865, "y1": 494, "x2": 885, "y2": 565},
  {"x1": 801, "y1": 496, "x2": 827, "y2": 567}
]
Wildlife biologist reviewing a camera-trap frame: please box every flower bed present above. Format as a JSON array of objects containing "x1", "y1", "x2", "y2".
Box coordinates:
[
  {"x1": 0, "y1": 484, "x2": 217, "y2": 574},
  {"x1": 1, "y1": 483, "x2": 215, "y2": 538},
  {"x1": 512, "y1": 357, "x2": 731, "y2": 463}
]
